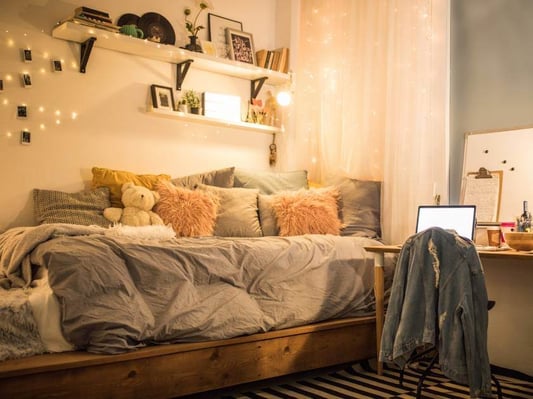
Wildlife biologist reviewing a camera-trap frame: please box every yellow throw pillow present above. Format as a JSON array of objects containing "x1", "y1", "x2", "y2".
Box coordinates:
[{"x1": 92, "y1": 166, "x2": 171, "y2": 208}]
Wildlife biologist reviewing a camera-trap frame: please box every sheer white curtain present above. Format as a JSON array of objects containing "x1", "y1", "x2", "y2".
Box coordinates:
[{"x1": 284, "y1": 0, "x2": 449, "y2": 243}]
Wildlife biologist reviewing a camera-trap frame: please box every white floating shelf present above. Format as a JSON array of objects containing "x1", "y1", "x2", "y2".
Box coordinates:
[
  {"x1": 52, "y1": 21, "x2": 290, "y2": 85},
  {"x1": 147, "y1": 108, "x2": 283, "y2": 134}
]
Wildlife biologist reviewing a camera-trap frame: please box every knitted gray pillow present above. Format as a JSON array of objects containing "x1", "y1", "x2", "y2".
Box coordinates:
[{"x1": 33, "y1": 187, "x2": 111, "y2": 227}]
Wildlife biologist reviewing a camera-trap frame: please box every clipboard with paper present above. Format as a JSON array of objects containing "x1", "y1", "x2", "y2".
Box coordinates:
[{"x1": 461, "y1": 167, "x2": 503, "y2": 223}]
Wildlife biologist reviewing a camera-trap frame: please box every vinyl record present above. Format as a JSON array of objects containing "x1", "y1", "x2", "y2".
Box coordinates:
[
  {"x1": 117, "y1": 13, "x2": 140, "y2": 27},
  {"x1": 138, "y1": 12, "x2": 175, "y2": 45}
]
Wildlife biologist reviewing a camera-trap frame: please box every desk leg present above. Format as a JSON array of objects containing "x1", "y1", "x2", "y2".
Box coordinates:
[{"x1": 373, "y1": 253, "x2": 385, "y2": 375}]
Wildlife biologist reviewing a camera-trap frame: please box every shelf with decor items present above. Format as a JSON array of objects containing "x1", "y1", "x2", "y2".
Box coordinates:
[
  {"x1": 51, "y1": 20, "x2": 290, "y2": 91},
  {"x1": 147, "y1": 107, "x2": 283, "y2": 135}
]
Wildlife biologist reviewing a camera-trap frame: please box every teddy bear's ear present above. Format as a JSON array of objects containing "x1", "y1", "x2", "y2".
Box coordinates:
[
  {"x1": 122, "y1": 182, "x2": 135, "y2": 192},
  {"x1": 152, "y1": 190, "x2": 161, "y2": 203}
]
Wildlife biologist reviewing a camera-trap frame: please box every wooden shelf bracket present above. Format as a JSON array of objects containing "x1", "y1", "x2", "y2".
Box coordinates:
[
  {"x1": 79, "y1": 37, "x2": 96, "y2": 73},
  {"x1": 176, "y1": 60, "x2": 194, "y2": 91}
]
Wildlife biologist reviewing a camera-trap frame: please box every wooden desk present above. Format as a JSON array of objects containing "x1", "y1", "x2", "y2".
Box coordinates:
[{"x1": 365, "y1": 244, "x2": 533, "y2": 375}]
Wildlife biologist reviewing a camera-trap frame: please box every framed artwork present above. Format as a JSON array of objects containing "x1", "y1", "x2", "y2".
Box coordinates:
[
  {"x1": 150, "y1": 84, "x2": 175, "y2": 111},
  {"x1": 199, "y1": 40, "x2": 217, "y2": 57},
  {"x1": 208, "y1": 13, "x2": 242, "y2": 59},
  {"x1": 225, "y1": 28, "x2": 256, "y2": 65}
]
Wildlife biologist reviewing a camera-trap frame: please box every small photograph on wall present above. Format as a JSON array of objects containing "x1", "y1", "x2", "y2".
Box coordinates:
[
  {"x1": 20, "y1": 130, "x2": 31, "y2": 145},
  {"x1": 22, "y1": 73, "x2": 32, "y2": 88},
  {"x1": 225, "y1": 28, "x2": 256, "y2": 65},
  {"x1": 150, "y1": 84, "x2": 175, "y2": 111},
  {"x1": 52, "y1": 60, "x2": 62, "y2": 72},
  {"x1": 17, "y1": 105, "x2": 28, "y2": 118},
  {"x1": 22, "y1": 49, "x2": 32, "y2": 62},
  {"x1": 0, "y1": 79, "x2": 3, "y2": 91}
]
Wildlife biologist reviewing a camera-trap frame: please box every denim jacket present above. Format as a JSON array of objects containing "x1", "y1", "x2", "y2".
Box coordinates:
[{"x1": 379, "y1": 227, "x2": 493, "y2": 398}]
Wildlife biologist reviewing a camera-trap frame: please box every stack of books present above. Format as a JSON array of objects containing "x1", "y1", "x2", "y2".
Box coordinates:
[
  {"x1": 68, "y1": 6, "x2": 119, "y2": 32},
  {"x1": 256, "y1": 48, "x2": 289, "y2": 73}
]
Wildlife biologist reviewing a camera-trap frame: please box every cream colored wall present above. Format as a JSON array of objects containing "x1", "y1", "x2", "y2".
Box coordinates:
[{"x1": 0, "y1": 0, "x2": 290, "y2": 230}]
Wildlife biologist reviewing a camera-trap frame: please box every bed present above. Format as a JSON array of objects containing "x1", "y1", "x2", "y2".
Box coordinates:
[{"x1": 0, "y1": 167, "x2": 386, "y2": 398}]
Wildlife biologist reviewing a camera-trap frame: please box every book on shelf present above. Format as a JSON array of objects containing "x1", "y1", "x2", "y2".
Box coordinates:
[
  {"x1": 67, "y1": 16, "x2": 120, "y2": 32},
  {"x1": 75, "y1": 6, "x2": 111, "y2": 19},
  {"x1": 255, "y1": 48, "x2": 289, "y2": 73}
]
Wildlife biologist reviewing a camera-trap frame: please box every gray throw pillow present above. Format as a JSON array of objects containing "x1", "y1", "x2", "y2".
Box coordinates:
[
  {"x1": 233, "y1": 169, "x2": 308, "y2": 194},
  {"x1": 329, "y1": 176, "x2": 382, "y2": 238},
  {"x1": 33, "y1": 187, "x2": 111, "y2": 227},
  {"x1": 197, "y1": 185, "x2": 262, "y2": 237},
  {"x1": 171, "y1": 167, "x2": 235, "y2": 188},
  {"x1": 258, "y1": 194, "x2": 279, "y2": 236}
]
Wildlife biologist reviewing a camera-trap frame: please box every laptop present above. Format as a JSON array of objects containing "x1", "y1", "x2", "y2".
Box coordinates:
[{"x1": 415, "y1": 205, "x2": 477, "y2": 240}]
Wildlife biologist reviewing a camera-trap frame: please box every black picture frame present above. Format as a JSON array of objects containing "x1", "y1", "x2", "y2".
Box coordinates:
[
  {"x1": 208, "y1": 13, "x2": 243, "y2": 59},
  {"x1": 226, "y1": 28, "x2": 256, "y2": 65},
  {"x1": 150, "y1": 84, "x2": 175, "y2": 111},
  {"x1": 0, "y1": 79, "x2": 3, "y2": 91}
]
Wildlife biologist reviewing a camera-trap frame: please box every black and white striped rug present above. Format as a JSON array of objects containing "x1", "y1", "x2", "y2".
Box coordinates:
[{"x1": 200, "y1": 361, "x2": 533, "y2": 399}]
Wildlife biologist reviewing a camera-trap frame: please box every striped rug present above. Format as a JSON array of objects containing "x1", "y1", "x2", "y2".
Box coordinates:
[{"x1": 201, "y1": 361, "x2": 533, "y2": 399}]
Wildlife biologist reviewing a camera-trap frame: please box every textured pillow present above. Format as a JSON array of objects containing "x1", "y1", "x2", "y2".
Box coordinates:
[
  {"x1": 154, "y1": 182, "x2": 219, "y2": 237},
  {"x1": 197, "y1": 184, "x2": 262, "y2": 237},
  {"x1": 33, "y1": 187, "x2": 111, "y2": 227},
  {"x1": 233, "y1": 169, "x2": 308, "y2": 194},
  {"x1": 271, "y1": 188, "x2": 342, "y2": 236},
  {"x1": 171, "y1": 167, "x2": 235, "y2": 188},
  {"x1": 330, "y1": 176, "x2": 382, "y2": 238},
  {"x1": 92, "y1": 166, "x2": 171, "y2": 208}
]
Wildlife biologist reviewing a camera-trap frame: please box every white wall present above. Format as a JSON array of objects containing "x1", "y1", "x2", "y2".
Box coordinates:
[{"x1": 0, "y1": 0, "x2": 291, "y2": 230}]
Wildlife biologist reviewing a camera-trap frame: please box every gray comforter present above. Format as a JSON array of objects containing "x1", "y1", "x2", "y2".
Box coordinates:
[{"x1": 1, "y1": 224, "x2": 380, "y2": 355}]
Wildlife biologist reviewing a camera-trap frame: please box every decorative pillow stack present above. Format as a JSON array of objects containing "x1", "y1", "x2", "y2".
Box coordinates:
[{"x1": 31, "y1": 166, "x2": 381, "y2": 240}]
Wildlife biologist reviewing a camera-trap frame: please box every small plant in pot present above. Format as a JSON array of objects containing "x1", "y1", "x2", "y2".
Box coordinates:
[{"x1": 183, "y1": 90, "x2": 201, "y2": 114}]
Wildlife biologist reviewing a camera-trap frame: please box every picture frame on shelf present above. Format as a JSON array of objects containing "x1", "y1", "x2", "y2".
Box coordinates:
[
  {"x1": 208, "y1": 13, "x2": 242, "y2": 59},
  {"x1": 199, "y1": 40, "x2": 217, "y2": 57},
  {"x1": 225, "y1": 28, "x2": 256, "y2": 65},
  {"x1": 150, "y1": 84, "x2": 175, "y2": 111}
]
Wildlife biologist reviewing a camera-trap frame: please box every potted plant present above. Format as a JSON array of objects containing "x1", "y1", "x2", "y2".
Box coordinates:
[{"x1": 183, "y1": 90, "x2": 201, "y2": 114}]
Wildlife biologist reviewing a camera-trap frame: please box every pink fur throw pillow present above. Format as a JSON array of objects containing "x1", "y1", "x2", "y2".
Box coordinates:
[
  {"x1": 271, "y1": 188, "x2": 342, "y2": 236},
  {"x1": 154, "y1": 182, "x2": 219, "y2": 237}
]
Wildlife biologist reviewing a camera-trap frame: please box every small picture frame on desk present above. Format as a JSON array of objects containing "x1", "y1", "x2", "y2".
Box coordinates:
[
  {"x1": 150, "y1": 84, "x2": 175, "y2": 111},
  {"x1": 225, "y1": 28, "x2": 256, "y2": 65}
]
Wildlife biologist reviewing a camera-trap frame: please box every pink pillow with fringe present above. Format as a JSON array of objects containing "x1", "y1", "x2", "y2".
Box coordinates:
[
  {"x1": 154, "y1": 182, "x2": 219, "y2": 237},
  {"x1": 271, "y1": 188, "x2": 342, "y2": 236}
]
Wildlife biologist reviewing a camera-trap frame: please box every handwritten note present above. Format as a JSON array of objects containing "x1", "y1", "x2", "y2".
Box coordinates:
[{"x1": 462, "y1": 171, "x2": 502, "y2": 222}]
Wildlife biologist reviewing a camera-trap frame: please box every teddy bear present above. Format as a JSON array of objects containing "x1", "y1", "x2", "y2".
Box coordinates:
[{"x1": 103, "y1": 182, "x2": 164, "y2": 226}]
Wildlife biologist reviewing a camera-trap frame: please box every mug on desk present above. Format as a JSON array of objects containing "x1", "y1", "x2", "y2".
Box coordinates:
[{"x1": 119, "y1": 25, "x2": 144, "y2": 39}]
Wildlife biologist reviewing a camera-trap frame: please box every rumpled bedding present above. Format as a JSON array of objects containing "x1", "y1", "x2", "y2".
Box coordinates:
[{"x1": 0, "y1": 224, "x2": 381, "y2": 356}]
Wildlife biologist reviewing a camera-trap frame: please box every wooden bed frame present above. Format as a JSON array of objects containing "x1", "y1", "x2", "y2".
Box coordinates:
[{"x1": 0, "y1": 316, "x2": 376, "y2": 398}]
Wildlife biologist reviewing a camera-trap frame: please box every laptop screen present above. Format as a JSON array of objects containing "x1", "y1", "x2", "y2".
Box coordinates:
[{"x1": 416, "y1": 205, "x2": 476, "y2": 240}]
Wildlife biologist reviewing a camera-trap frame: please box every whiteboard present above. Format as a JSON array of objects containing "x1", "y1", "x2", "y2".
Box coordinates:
[{"x1": 462, "y1": 126, "x2": 533, "y2": 223}]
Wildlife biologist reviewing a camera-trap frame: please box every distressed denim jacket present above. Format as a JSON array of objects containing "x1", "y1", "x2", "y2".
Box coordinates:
[{"x1": 379, "y1": 227, "x2": 493, "y2": 398}]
